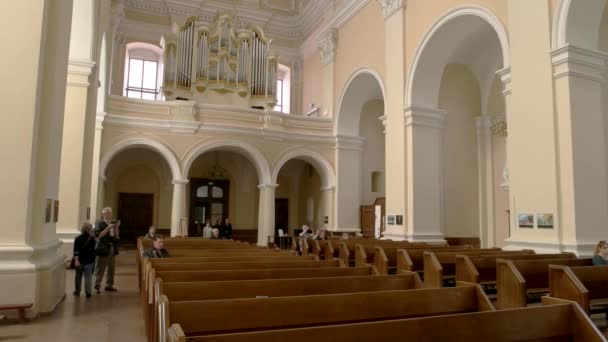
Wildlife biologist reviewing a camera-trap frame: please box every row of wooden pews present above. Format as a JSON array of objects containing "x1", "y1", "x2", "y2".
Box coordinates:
[{"x1": 139, "y1": 237, "x2": 606, "y2": 341}]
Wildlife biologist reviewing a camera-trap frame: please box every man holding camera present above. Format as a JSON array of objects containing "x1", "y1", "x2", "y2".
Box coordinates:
[{"x1": 93, "y1": 207, "x2": 120, "y2": 293}]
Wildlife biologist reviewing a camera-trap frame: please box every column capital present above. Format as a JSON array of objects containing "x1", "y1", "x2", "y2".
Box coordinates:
[
  {"x1": 378, "y1": 0, "x2": 406, "y2": 20},
  {"x1": 496, "y1": 67, "x2": 511, "y2": 95},
  {"x1": 378, "y1": 114, "x2": 387, "y2": 134},
  {"x1": 551, "y1": 44, "x2": 608, "y2": 82},
  {"x1": 67, "y1": 59, "x2": 96, "y2": 88},
  {"x1": 258, "y1": 184, "x2": 279, "y2": 190},
  {"x1": 318, "y1": 28, "x2": 338, "y2": 66},
  {"x1": 404, "y1": 106, "x2": 445, "y2": 129},
  {"x1": 172, "y1": 179, "x2": 189, "y2": 185}
]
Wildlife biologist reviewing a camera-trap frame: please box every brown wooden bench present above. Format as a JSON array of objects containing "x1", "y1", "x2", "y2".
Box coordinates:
[
  {"x1": 549, "y1": 264, "x2": 608, "y2": 317},
  {"x1": 455, "y1": 252, "x2": 576, "y2": 285},
  {"x1": 0, "y1": 303, "x2": 32, "y2": 324},
  {"x1": 172, "y1": 298, "x2": 605, "y2": 342},
  {"x1": 158, "y1": 284, "x2": 493, "y2": 340},
  {"x1": 424, "y1": 251, "x2": 573, "y2": 288},
  {"x1": 152, "y1": 273, "x2": 422, "y2": 341},
  {"x1": 496, "y1": 258, "x2": 593, "y2": 309},
  {"x1": 399, "y1": 248, "x2": 516, "y2": 274}
]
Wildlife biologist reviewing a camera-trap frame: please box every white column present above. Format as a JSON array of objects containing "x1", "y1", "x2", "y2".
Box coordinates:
[
  {"x1": 552, "y1": 46, "x2": 608, "y2": 256},
  {"x1": 0, "y1": 0, "x2": 73, "y2": 315},
  {"x1": 334, "y1": 146, "x2": 362, "y2": 233},
  {"x1": 318, "y1": 28, "x2": 337, "y2": 118},
  {"x1": 475, "y1": 116, "x2": 495, "y2": 248},
  {"x1": 320, "y1": 186, "x2": 335, "y2": 230},
  {"x1": 171, "y1": 179, "x2": 189, "y2": 237},
  {"x1": 404, "y1": 106, "x2": 446, "y2": 243},
  {"x1": 257, "y1": 184, "x2": 277, "y2": 246},
  {"x1": 89, "y1": 114, "x2": 106, "y2": 221},
  {"x1": 380, "y1": 0, "x2": 407, "y2": 240}
]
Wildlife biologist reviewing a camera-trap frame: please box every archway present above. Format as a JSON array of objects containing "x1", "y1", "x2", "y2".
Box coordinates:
[
  {"x1": 553, "y1": 0, "x2": 607, "y2": 50},
  {"x1": 182, "y1": 140, "x2": 271, "y2": 245},
  {"x1": 272, "y1": 149, "x2": 336, "y2": 235},
  {"x1": 406, "y1": 6, "x2": 509, "y2": 246},
  {"x1": 335, "y1": 68, "x2": 386, "y2": 234},
  {"x1": 102, "y1": 148, "x2": 175, "y2": 246}
]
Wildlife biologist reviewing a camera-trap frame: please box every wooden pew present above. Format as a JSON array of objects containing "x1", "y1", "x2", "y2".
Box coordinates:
[
  {"x1": 152, "y1": 273, "x2": 423, "y2": 341},
  {"x1": 455, "y1": 252, "x2": 576, "y2": 285},
  {"x1": 158, "y1": 284, "x2": 493, "y2": 340},
  {"x1": 174, "y1": 299, "x2": 606, "y2": 342},
  {"x1": 399, "y1": 248, "x2": 512, "y2": 274},
  {"x1": 549, "y1": 264, "x2": 608, "y2": 316},
  {"x1": 341, "y1": 242, "x2": 462, "y2": 267},
  {"x1": 423, "y1": 251, "x2": 574, "y2": 288},
  {"x1": 496, "y1": 258, "x2": 593, "y2": 309}
]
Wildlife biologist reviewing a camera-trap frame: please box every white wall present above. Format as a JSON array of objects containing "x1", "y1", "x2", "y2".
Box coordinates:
[{"x1": 359, "y1": 99, "x2": 385, "y2": 205}]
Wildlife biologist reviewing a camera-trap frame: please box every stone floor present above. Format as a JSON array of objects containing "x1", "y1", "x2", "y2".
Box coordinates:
[{"x1": 0, "y1": 251, "x2": 145, "y2": 342}]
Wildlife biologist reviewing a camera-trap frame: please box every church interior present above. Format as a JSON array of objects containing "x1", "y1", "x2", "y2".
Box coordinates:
[{"x1": 2, "y1": 0, "x2": 608, "y2": 340}]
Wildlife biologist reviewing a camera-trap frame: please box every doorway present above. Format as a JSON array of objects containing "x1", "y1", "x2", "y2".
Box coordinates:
[
  {"x1": 189, "y1": 178, "x2": 230, "y2": 236},
  {"x1": 275, "y1": 198, "x2": 289, "y2": 236},
  {"x1": 117, "y1": 192, "x2": 154, "y2": 247}
]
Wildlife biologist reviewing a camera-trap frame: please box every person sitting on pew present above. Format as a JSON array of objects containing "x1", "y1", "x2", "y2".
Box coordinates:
[
  {"x1": 592, "y1": 240, "x2": 608, "y2": 266},
  {"x1": 341, "y1": 232, "x2": 349, "y2": 240},
  {"x1": 202, "y1": 220, "x2": 213, "y2": 239},
  {"x1": 143, "y1": 225, "x2": 156, "y2": 240},
  {"x1": 143, "y1": 235, "x2": 170, "y2": 258},
  {"x1": 314, "y1": 229, "x2": 327, "y2": 240},
  {"x1": 223, "y1": 217, "x2": 232, "y2": 239},
  {"x1": 210, "y1": 228, "x2": 221, "y2": 240}
]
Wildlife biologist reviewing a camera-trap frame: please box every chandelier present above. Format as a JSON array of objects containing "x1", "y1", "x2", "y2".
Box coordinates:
[{"x1": 208, "y1": 151, "x2": 227, "y2": 179}]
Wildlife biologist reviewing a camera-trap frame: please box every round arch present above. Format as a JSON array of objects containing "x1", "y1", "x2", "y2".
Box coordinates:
[
  {"x1": 271, "y1": 149, "x2": 335, "y2": 189},
  {"x1": 182, "y1": 140, "x2": 272, "y2": 185},
  {"x1": 335, "y1": 67, "x2": 386, "y2": 136},
  {"x1": 552, "y1": 0, "x2": 606, "y2": 50},
  {"x1": 406, "y1": 5, "x2": 510, "y2": 108},
  {"x1": 99, "y1": 138, "x2": 182, "y2": 181}
]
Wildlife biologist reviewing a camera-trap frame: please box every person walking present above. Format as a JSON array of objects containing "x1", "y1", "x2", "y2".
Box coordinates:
[{"x1": 73, "y1": 222, "x2": 96, "y2": 298}]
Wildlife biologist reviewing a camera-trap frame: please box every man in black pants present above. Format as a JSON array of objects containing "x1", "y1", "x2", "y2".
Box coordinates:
[{"x1": 93, "y1": 207, "x2": 120, "y2": 293}]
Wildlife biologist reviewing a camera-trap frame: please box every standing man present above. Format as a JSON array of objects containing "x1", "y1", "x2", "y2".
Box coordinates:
[{"x1": 94, "y1": 207, "x2": 120, "y2": 293}]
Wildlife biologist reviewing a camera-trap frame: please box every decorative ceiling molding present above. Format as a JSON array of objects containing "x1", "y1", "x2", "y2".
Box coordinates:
[
  {"x1": 378, "y1": 0, "x2": 405, "y2": 20},
  {"x1": 318, "y1": 28, "x2": 338, "y2": 65}
]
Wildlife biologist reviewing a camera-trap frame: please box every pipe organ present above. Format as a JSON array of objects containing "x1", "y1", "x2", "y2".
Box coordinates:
[{"x1": 163, "y1": 14, "x2": 278, "y2": 109}]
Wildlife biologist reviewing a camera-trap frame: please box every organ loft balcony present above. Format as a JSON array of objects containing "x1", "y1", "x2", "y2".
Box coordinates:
[{"x1": 107, "y1": 13, "x2": 332, "y2": 138}]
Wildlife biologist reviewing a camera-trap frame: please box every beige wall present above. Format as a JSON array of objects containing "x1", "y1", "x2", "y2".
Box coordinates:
[
  {"x1": 439, "y1": 64, "x2": 481, "y2": 238},
  {"x1": 334, "y1": 1, "x2": 385, "y2": 111},
  {"x1": 301, "y1": 50, "x2": 322, "y2": 114},
  {"x1": 360, "y1": 100, "x2": 385, "y2": 205}
]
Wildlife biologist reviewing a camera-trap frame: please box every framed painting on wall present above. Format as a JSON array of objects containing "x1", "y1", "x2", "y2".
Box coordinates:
[
  {"x1": 518, "y1": 213, "x2": 534, "y2": 228},
  {"x1": 537, "y1": 213, "x2": 554, "y2": 229}
]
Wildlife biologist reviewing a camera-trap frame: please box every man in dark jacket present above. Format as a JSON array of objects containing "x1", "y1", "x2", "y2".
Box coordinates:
[
  {"x1": 93, "y1": 207, "x2": 120, "y2": 293},
  {"x1": 73, "y1": 222, "x2": 96, "y2": 298},
  {"x1": 143, "y1": 235, "x2": 170, "y2": 258}
]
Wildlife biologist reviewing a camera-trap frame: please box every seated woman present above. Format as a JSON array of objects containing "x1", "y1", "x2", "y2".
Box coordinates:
[{"x1": 592, "y1": 240, "x2": 608, "y2": 266}]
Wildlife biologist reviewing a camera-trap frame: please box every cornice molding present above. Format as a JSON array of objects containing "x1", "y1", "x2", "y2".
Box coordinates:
[
  {"x1": 378, "y1": 0, "x2": 406, "y2": 20},
  {"x1": 67, "y1": 59, "x2": 96, "y2": 88},
  {"x1": 403, "y1": 106, "x2": 446, "y2": 129},
  {"x1": 496, "y1": 67, "x2": 512, "y2": 96},
  {"x1": 551, "y1": 44, "x2": 608, "y2": 82}
]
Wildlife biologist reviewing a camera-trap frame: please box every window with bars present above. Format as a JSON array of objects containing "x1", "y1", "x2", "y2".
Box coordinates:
[
  {"x1": 274, "y1": 79, "x2": 283, "y2": 112},
  {"x1": 126, "y1": 58, "x2": 158, "y2": 100}
]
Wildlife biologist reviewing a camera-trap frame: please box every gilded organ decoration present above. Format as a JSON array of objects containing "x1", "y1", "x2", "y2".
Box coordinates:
[{"x1": 163, "y1": 14, "x2": 278, "y2": 109}]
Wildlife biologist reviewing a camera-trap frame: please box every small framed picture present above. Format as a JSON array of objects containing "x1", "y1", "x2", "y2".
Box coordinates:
[
  {"x1": 45, "y1": 199, "x2": 52, "y2": 223},
  {"x1": 324, "y1": 216, "x2": 329, "y2": 224},
  {"x1": 518, "y1": 213, "x2": 534, "y2": 228},
  {"x1": 396, "y1": 215, "x2": 403, "y2": 225},
  {"x1": 387, "y1": 215, "x2": 395, "y2": 225},
  {"x1": 537, "y1": 213, "x2": 554, "y2": 229},
  {"x1": 53, "y1": 200, "x2": 59, "y2": 223}
]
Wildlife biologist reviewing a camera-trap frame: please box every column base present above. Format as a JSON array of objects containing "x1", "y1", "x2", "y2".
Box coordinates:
[
  {"x1": 57, "y1": 230, "x2": 79, "y2": 259},
  {"x1": 503, "y1": 238, "x2": 597, "y2": 257},
  {"x1": 0, "y1": 240, "x2": 66, "y2": 317}
]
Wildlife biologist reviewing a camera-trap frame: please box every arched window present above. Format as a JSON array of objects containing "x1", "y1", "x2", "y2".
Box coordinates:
[
  {"x1": 196, "y1": 186, "x2": 209, "y2": 198},
  {"x1": 124, "y1": 42, "x2": 164, "y2": 100},
  {"x1": 274, "y1": 64, "x2": 291, "y2": 113}
]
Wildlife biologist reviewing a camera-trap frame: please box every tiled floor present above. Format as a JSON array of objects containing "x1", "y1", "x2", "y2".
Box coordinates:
[{"x1": 0, "y1": 251, "x2": 145, "y2": 342}]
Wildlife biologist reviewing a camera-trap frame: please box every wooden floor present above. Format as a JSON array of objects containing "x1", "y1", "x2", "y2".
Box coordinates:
[
  {"x1": 0, "y1": 251, "x2": 607, "y2": 341},
  {"x1": 0, "y1": 251, "x2": 146, "y2": 342}
]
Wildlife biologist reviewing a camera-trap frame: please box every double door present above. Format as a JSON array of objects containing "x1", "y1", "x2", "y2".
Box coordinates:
[{"x1": 189, "y1": 178, "x2": 229, "y2": 236}]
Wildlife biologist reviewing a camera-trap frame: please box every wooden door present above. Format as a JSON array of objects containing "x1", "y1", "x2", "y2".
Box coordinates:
[
  {"x1": 360, "y1": 205, "x2": 375, "y2": 238},
  {"x1": 275, "y1": 198, "x2": 289, "y2": 236},
  {"x1": 189, "y1": 178, "x2": 230, "y2": 236},
  {"x1": 117, "y1": 193, "x2": 154, "y2": 247}
]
